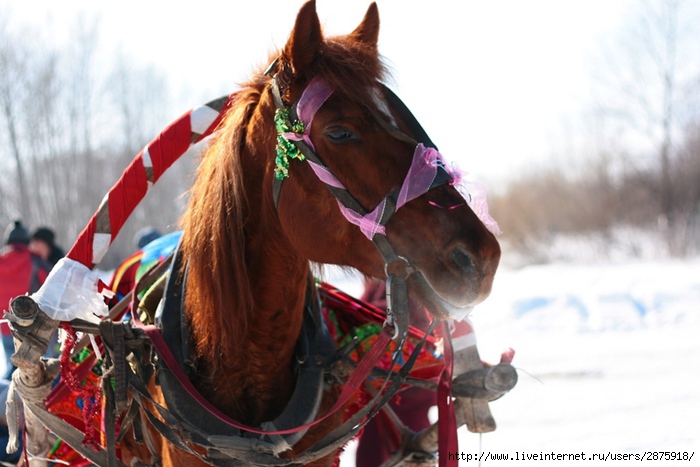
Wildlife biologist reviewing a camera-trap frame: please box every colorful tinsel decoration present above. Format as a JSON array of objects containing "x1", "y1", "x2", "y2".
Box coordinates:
[{"x1": 274, "y1": 108, "x2": 306, "y2": 180}]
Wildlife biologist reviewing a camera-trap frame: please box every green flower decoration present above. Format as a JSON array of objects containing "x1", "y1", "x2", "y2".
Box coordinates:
[{"x1": 274, "y1": 108, "x2": 306, "y2": 180}]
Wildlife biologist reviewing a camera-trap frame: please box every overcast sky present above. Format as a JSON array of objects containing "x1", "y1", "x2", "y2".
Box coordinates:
[{"x1": 6, "y1": 0, "x2": 634, "y2": 185}]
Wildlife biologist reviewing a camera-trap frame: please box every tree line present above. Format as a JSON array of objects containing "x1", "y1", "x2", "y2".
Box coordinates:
[
  {"x1": 491, "y1": 0, "x2": 700, "y2": 261},
  {"x1": 0, "y1": 10, "x2": 197, "y2": 268}
]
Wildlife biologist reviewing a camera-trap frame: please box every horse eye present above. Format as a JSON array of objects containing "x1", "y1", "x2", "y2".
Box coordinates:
[{"x1": 324, "y1": 126, "x2": 358, "y2": 143}]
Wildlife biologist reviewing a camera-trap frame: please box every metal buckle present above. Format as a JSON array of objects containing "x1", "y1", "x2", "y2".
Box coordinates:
[
  {"x1": 384, "y1": 274, "x2": 397, "y2": 337},
  {"x1": 384, "y1": 255, "x2": 415, "y2": 280}
]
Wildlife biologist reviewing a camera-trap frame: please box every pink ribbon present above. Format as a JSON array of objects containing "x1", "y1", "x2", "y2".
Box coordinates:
[
  {"x1": 337, "y1": 199, "x2": 388, "y2": 239},
  {"x1": 337, "y1": 144, "x2": 458, "y2": 240},
  {"x1": 397, "y1": 144, "x2": 461, "y2": 209},
  {"x1": 282, "y1": 76, "x2": 333, "y2": 151}
]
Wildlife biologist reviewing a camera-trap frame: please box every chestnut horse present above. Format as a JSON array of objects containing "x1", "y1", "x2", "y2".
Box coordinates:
[{"x1": 121, "y1": 1, "x2": 500, "y2": 465}]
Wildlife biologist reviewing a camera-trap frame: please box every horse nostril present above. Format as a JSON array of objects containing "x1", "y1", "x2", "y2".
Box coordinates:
[{"x1": 450, "y1": 246, "x2": 475, "y2": 276}]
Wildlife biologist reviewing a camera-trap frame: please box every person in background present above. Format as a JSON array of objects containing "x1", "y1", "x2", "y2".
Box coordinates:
[
  {"x1": 29, "y1": 227, "x2": 65, "y2": 360},
  {"x1": 29, "y1": 227, "x2": 65, "y2": 267},
  {"x1": 0, "y1": 220, "x2": 51, "y2": 463},
  {"x1": 134, "y1": 226, "x2": 162, "y2": 250},
  {"x1": 0, "y1": 221, "x2": 52, "y2": 376}
]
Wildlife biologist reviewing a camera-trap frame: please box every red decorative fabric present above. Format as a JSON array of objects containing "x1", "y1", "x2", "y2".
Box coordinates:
[
  {"x1": 59, "y1": 323, "x2": 102, "y2": 451},
  {"x1": 67, "y1": 96, "x2": 232, "y2": 268},
  {"x1": 105, "y1": 157, "x2": 150, "y2": 251}
]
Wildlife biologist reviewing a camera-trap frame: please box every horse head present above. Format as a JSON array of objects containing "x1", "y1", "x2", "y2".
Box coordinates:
[{"x1": 269, "y1": 1, "x2": 501, "y2": 321}]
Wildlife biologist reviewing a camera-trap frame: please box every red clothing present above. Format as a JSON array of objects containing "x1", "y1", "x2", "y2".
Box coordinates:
[{"x1": 0, "y1": 243, "x2": 50, "y2": 336}]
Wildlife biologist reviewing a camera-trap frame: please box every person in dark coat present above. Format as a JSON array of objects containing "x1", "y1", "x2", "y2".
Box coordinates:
[{"x1": 29, "y1": 226, "x2": 65, "y2": 267}]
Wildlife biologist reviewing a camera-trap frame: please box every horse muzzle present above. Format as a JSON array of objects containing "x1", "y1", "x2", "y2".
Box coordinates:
[{"x1": 406, "y1": 241, "x2": 500, "y2": 321}]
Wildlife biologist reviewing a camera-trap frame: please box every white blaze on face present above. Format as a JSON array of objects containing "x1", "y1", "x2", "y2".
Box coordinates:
[{"x1": 371, "y1": 86, "x2": 398, "y2": 127}]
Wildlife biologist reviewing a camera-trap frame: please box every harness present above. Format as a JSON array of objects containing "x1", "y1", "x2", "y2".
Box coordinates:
[
  {"x1": 6, "y1": 68, "x2": 469, "y2": 466},
  {"x1": 269, "y1": 72, "x2": 459, "y2": 327},
  {"x1": 120, "y1": 71, "x2": 462, "y2": 464},
  {"x1": 131, "y1": 245, "x2": 339, "y2": 463},
  {"x1": 136, "y1": 68, "x2": 463, "y2": 463}
]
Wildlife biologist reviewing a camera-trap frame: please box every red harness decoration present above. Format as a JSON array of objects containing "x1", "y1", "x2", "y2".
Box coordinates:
[
  {"x1": 66, "y1": 95, "x2": 234, "y2": 269},
  {"x1": 322, "y1": 283, "x2": 459, "y2": 466},
  {"x1": 57, "y1": 323, "x2": 103, "y2": 451}
]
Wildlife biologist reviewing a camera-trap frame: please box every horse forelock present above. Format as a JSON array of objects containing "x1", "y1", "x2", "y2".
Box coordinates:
[
  {"x1": 276, "y1": 32, "x2": 389, "y2": 109},
  {"x1": 321, "y1": 36, "x2": 386, "y2": 98}
]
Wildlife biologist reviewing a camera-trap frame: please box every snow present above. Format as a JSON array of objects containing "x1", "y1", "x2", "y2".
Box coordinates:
[{"x1": 334, "y1": 258, "x2": 700, "y2": 465}]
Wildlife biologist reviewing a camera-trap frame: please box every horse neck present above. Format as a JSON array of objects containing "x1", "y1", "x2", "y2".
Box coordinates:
[{"x1": 238, "y1": 232, "x2": 311, "y2": 422}]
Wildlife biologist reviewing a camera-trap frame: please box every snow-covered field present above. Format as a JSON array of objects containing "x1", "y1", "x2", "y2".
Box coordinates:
[{"x1": 335, "y1": 258, "x2": 700, "y2": 466}]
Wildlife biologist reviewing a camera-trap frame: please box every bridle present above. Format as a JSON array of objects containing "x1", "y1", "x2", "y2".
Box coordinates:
[
  {"x1": 268, "y1": 75, "x2": 463, "y2": 463},
  {"x1": 269, "y1": 72, "x2": 461, "y2": 338}
]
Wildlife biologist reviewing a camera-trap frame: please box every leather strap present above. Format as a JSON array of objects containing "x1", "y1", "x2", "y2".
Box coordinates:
[{"x1": 23, "y1": 402, "x2": 128, "y2": 467}]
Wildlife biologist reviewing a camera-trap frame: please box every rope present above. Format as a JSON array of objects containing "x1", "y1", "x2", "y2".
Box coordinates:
[{"x1": 6, "y1": 365, "x2": 55, "y2": 455}]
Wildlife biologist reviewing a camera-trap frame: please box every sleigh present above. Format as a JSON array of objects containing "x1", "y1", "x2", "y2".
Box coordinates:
[{"x1": 7, "y1": 276, "x2": 516, "y2": 466}]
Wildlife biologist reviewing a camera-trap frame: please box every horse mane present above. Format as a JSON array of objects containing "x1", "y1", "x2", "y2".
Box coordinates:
[
  {"x1": 179, "y1": 91, "x2": 259, "y2": 369},
  {"x1": 179, "y1": 22, "x2": 388, "y2": 374}
]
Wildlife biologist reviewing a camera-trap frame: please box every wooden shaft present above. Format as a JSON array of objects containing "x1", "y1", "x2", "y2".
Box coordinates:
[{"x1": 452, "y1": 363, "x2": 518, "y2": 400}]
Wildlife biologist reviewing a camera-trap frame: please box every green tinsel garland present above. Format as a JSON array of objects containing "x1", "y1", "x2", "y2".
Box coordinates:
[{"x1": 274, "y1": 108, "x2": 306, "y2": 180}]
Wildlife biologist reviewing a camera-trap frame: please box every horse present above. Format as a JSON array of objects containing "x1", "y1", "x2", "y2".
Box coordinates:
[{"x1": 117, "y1": 1, "x2": 501, "y2": 465}]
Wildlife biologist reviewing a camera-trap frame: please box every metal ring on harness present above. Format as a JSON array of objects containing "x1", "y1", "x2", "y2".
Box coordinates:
[
  {"x1": 384, "y1": 255, "x2": 415, "y2": 280},
  {"x1": 383, "y1": 256, "x2": 415, "y2": 339}
]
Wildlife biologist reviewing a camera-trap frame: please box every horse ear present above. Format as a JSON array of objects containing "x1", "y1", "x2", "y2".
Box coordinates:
[
  {"x1": 350, "y1": 2, "x2": 380, "y2": 47},
  {"x1": 284, "y1": 0, "x2": 323, "y2": 75}
]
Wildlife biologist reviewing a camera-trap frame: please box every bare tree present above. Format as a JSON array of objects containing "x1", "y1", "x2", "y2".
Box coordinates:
[
  {"x1": 592, "y1": 0, "x2": 700, "y2": 254},
  {"x1": 0, "y1": 8, "x2": 207, "y2": 268},
  {"x1": 0, "y1": 12, "x2": 32, "y2": 220},
  {"x1": 671, "y1": 120, "x2": 700, "y2": 253}
]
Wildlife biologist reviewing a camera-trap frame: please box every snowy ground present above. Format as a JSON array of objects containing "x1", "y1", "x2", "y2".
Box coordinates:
[{"x1": 334, "y1": 258, "x2": 700, "y2": 466}]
